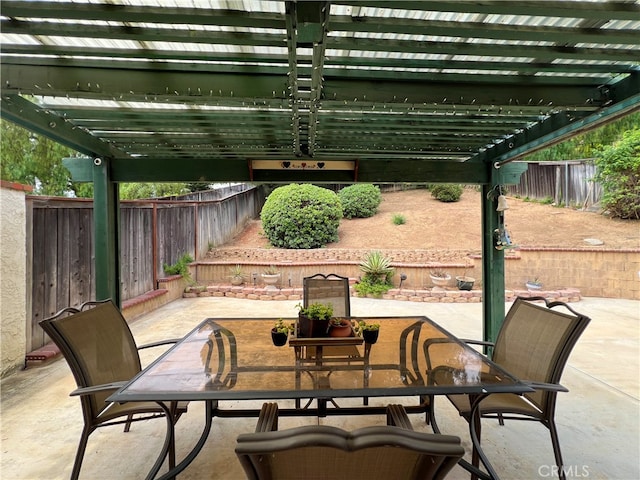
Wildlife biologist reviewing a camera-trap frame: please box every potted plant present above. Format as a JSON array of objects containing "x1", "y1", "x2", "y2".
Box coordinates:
[
  {"x1": 328, "y1": 317, "x2": 354, "y2": 337},
  {"x1": 526, "y1": 278, "x2": 543, "y2": 290},
  {"x1": 261, "y1": 265, "x2": 281, "y2": 289},
  {"x1": 271, "y1": 319, "x2": 292, "y2": 346},
  {"x1": 429, "y1": 269, "x2": 451, "y2": 287},
  {"x1": 455, "y1": 265, "x2": 475, "y2": 291},
  {"x1": 229, "y1": 264, "x2": 247, "y2": 286},
  {"x1": 356, "y1": 320, "x2": 380, "y2": 344},
  {"x1": 296, "y1": 302, "x2": 334, "y2": 338}
]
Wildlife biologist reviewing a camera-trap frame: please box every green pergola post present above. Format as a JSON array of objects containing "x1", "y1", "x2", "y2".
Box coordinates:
[
  {"x1": 92, "y1": 157, "x2": 121, "y2": 306},
  {"x1": 481, "y1": 183, "x2": 505, "y2": 345},
  {"x1": 481, "y1": 161, "x2": 529, "y2": 344}
]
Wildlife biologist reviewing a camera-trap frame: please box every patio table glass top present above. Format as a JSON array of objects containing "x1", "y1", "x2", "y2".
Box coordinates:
[{"x1": 109, "y1": 316, "x2": 529, "y2": 403}]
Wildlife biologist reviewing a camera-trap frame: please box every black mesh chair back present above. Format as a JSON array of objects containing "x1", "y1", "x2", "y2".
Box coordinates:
[{"x1": 303, "y1": 273, "x2": 351, "y2": 317}]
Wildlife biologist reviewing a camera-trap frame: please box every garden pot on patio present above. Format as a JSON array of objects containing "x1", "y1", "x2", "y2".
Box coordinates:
[{"x1": 456, "y1": 276, "x2": 475, "y2": 290}]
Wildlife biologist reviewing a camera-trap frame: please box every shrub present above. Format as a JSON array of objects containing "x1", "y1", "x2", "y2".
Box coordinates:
[
  {"x1": 392, "y1": 213, "x2": 406, "y2": 225},
  {"x1": 430, "y1": 184, "x2": 463, "y2": 202},
  {"x1": 338, "y1": 184, "x2": 382, "y2": 218},
  {"x1": 163, "y1": 253, "x2": 194, "y2": 283},
  {"x1": 354, "y1": 250, "x2": 394, "y2": 297},
  {"x1": 594, "y1": 129, "x2": 640, "y2": 219},
  {"x1": 260, "y1": 184, "x2": 343, "y2": 249}
]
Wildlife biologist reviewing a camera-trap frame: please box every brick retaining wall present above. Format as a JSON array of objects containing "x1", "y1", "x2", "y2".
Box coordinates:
[
  {"x1": 186, "y1": 283, "x2": 582, "y2": 303},
  {"x1": 198, "y1": 247, "x2": 639, "y2": 300}
]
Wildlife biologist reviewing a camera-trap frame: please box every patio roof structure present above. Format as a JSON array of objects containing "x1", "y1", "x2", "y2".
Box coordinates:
[{"x1": 1, "y1": 0, "x2": 639, "y2": 340}]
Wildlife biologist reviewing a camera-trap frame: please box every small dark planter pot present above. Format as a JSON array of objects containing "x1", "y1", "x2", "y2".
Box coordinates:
[
  {"x1": 271, "y1": 329, "x2": 288, "y2": 347},
  {"x1": 456, "y1": 276, "x2": 475, "y2": 291},
  {"x1": 362, "y1": 329, "x2": 379, "y2": 344},
  {"x1": 298, "y1": 314, "x2": 330, "y2": 338}
]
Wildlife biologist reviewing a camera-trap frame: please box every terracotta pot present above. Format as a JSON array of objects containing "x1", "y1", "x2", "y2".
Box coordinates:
[{"x1": 329, "y1": 320, "x2": 353, "y2": 337}]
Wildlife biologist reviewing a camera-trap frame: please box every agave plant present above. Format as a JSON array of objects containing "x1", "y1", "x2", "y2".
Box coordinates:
[{"x1": 358, "y1": 251, "x2": 394, "y2": 282}]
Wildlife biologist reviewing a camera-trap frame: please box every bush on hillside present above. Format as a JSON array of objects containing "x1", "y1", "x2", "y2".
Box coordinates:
[
  {"x1": 594, "y1": 129, "x2": 640, "y2": 219},
  {"x1": 260, "y1": 184, "x2": 343, "y2": 249},
  {"x1": 430, "y1": 184, "x2": 463, "y2": 202},
  {"x1": 338, "y1": 184, "x2": 382, "y2": 218}
]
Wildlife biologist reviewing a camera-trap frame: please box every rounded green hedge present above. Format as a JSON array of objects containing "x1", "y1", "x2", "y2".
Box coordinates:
[
  {"x1": 338, "y1": 184, "x2": 382, "y2": 218},
  {"x1": 260, "y1": 184, "x2": 343, "y2": 249},
  {"x1": 430, "y1": 184, "x2": 464, "y2": 202}
]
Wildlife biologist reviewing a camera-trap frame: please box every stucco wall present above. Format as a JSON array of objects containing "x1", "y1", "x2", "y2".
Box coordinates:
[{"x1": 1, "y1": 181, "x2": 31, "y2": 377}]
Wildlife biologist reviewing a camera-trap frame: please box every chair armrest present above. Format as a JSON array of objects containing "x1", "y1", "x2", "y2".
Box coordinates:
[
  {"x1": 255, "y1": 403, "x2": 279, "y2": 432},
  {"x1": 70, "y1": 381, "x2": 127, "y2": 397},
  {"x1": 386, "y1": 404, "x2": 414, "y2": 430},
  {"x1": 525, "y1": 381, "x2": 569, "y2": 393},
  {"x1": 458, "y1": 339, "x2": 495, "y2": 348},
  {"x1": 138, "y1": 338, "x2": 182, "y2": 350}
]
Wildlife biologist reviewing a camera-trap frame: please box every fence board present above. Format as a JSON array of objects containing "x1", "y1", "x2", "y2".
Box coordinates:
[
  {"x1": 511, "y1": 160, "x2": 601, "y2": 208},
  {"x1": 30, "y1": 207, "x2": 46, "y2": 350}
]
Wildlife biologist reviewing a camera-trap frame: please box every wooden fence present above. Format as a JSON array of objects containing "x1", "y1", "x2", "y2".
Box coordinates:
[
  {"x1": 511, "y1": 160, "x2": 602, "y2": 208},
  {"x1": 27, "y1": 184, "x2": 264, "y2": 351}
]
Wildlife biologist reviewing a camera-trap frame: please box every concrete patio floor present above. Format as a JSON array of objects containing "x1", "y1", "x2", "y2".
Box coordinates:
[{"x1": 1, "y1": 296, "x2": 638, "y2": 480}]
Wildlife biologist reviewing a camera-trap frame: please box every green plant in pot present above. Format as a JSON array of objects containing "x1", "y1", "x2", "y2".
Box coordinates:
[
  {"x1": 328, "y1": 317, "x2": 354, "y2": 337},
  {"x1": 271, "y1": 319, "x2": 292, "y2": 347},
  {"x1": 429, "y1": 268, "x2": 451, "y2": 287},
  {"x1": 356, "y1": 320, "x2": 380, "y2": 344},
  {"x1": 262, "y1": 265, "x2": 281, "y2": 289},
  {"x1": 296, "y1": 302, "x2": 333, "y2": 338},
  {"x1": 229, "y1": 264, "x2": 247, "y2": 286}
]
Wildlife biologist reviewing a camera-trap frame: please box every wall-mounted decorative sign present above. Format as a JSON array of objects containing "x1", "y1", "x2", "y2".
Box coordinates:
[{"x1": 250, "y1": 160, "x2": 355, "y2": 171}]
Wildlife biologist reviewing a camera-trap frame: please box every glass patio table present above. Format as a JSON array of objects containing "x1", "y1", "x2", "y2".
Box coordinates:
[{"x1": 109, "y1": 316, "x2": 532, "y2": 480}]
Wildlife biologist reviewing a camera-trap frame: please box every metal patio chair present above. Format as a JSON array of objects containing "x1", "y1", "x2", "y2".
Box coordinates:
[
  {"x1": 300, "y1": 273, "x2": 357, "y2": 408},
  {"x1": 424, "y1": 297, "x2": 590, "y2": 480},
  {"x1": 39, "y1": 299, "x2": 187, "y2": 480},
  {"x1": 235, "y1": 403, "x2": 464, "y2": 480},
  {"x1": 303, "y1": 273, "x2": 351, "y2": 317}
]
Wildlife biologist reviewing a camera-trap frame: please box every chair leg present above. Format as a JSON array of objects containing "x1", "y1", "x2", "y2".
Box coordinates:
[
  {"x1": 420, "y1": 394, "x2": 431, "y2": 425},
  {"x1": 471, "y1": 412, "x2": 482, "y2": 479},
  {"x1": 124, "y1": 413, "x2": 134, "y2": 432},
  {"x1": 428, "y1": 396, "x2": 440, "y2": 433},
  {"x1": 70, "y1": 425, "x2": 92, "y2": 480},
  {"x1": 548, "y1": 420, "x2": 566, "y2": 480}
]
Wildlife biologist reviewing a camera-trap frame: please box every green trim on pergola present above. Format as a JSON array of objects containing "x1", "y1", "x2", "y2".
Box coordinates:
[{"x1": 2, "y1": 0, "x2": 639, "y2": 343}]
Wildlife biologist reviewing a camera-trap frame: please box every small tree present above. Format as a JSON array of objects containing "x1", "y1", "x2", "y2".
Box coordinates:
[
  {"x1": 260, "y1": 184, "x2": 343, "y2": 249},
  {"x1": 594, "y1": 129, "x2": 640, "y2": 219}
]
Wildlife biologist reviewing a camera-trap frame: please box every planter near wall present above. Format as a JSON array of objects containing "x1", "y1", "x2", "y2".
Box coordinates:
[
  {"x1": 430, "y1": 273, "x2": 451, "y2": 287},
  {"x1": 456, "y1": 276, "x2": 475, "y2": 290},
  {"x1": 261, "y1": 273, "x2": 281, "y2": 289}
]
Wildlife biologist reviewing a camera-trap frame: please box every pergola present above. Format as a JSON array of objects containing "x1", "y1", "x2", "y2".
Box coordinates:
[{"x1": 2, "y1": 0, "x2": 639, "y2": 340}]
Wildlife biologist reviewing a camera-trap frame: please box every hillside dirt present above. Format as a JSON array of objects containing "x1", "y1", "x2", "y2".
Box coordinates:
[{"x1": 219, "y1": 188, "x2": 638, "y2": 256}]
